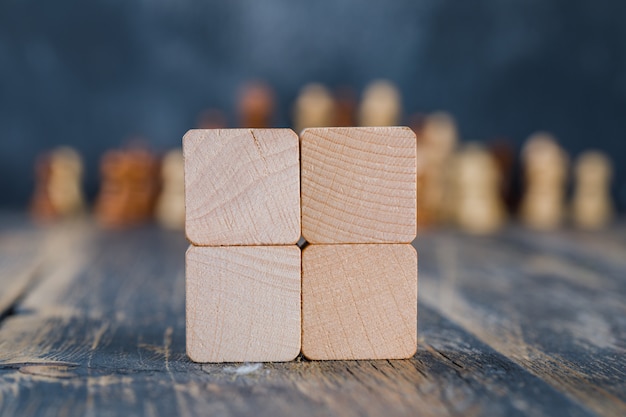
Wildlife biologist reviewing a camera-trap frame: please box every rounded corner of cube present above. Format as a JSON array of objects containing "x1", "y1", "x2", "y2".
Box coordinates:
[
  {"x1": 185, "y1": 243, "x2": 199, "y2": 258},
  {"x1": 284, "y1": 128, "x2": 300, "y2": 140},
  {"x1": 184, "y1": 228, "x2": 205, "y2": 250},
  {"x1": 300, "y1": 346, "x2": 320, "y2": 361},
  {"x1": 281, "y1": 345, "x2": 302, "y2": 363},
  {"x1": 182, "y1": 129, "x2": 198, "y2": 144},
  {"x1": 405, "y1": 242, "x2": 417, "y2": 255},
  {"x1": 399, "y1": 125, "x2": 417, "y2": 137},
  {"x1": 283, "y1": 227, "x2": 303, "y2": 247},
  {"x1": 300, "y1": 230, "x2": 319, "y2": 247},
  {"x1": 299, "y1": 128, "x2": 316, "y2": 143},
  {"x1": 186, "y1": 342, "x2": 206, "y2": 364},
  {"x1": 401, "y1": 341, "x2": 418, "y2": 360}
]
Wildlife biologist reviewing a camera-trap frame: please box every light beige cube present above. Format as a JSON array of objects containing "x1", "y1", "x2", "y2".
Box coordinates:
[
  {"x1": 183, "y1": 129, "x2": 300, "y2": 246},
  {"x1": 302, "y1": 243, "x2": 418, "y2": 360},
  {"x1": 301, "y1": 127, "x2": 417, "y2": 244},
  {"x1": 186, "y1": 245, "x2": 301, "y2": 363}
]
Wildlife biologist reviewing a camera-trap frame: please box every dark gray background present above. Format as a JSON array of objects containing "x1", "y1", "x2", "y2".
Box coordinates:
[{"x1": 1, "y1": 0, "x2": 625, "y2": 209}]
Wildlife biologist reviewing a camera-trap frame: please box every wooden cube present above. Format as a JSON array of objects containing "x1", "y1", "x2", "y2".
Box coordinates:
[
  {"x1": 183, "y1": 129, "x2": 300, "y2": 246},
  {"x1": 186, "y1": 245, "x2": 301, "y2": 363},
  {"x1": 300, "y1": 127, "x2": 417, "y2": 244},
  {"x1": 302, "y1": 244, "x2": 417, "y2": 360}
]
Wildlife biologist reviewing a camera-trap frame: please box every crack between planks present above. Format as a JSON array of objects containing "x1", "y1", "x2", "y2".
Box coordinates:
[
  {"x1": 420, "y1": 293, "x2": 624, "y2": 417},
  {"x1": 0, "y1": 263, "x2": 44, "y2": 327}
]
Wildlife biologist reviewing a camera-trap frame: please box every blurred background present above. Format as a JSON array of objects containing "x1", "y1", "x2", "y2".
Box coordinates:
[{"x1": 0, "y1": 0, "x2": 624, "y2": 221}]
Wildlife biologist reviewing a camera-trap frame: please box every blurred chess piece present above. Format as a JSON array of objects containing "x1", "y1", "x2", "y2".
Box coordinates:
[
  {"x1": 451, "y1": 144, "x2": 506, "y2": 235},
  {"x1": 358, "y1": 80, "x2": 401, "y2": 126},
  {"x1": 292, "y1": 83, "x2": 335, "y2": 133},
  {"x1": 417, "y1": 112, "x2": 459, "y2": 227},
  {"x1": 197, "y1": 108, "x2": 227, "y2": 129},
  {"x1": 571, "y1": 151, "x2": 614, "y2": 230},
  {"x1": 520, "y1": 132, "x2": 568, "y2": 230},
  {"x1": 237, "y1": 81, "x2": 275, "y2": 128},
  {"x1": 156, "y1": 150, "x2": 185, "y2": 230},
  {"x1": 334, "y1": 86, "x2": 357, "y2": 126},
  {"x1": 95, "y1": 146, "x2": 160, "y2": 228},
  {"x1": 30, "y1": 147, "x2": 85, "y2": 222},
  {"x1": 488, "y1": 139, "x2": 517, "y2": 212}
]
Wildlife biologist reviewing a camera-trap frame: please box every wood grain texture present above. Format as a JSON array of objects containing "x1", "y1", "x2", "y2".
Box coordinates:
[
  {"x1": 300, "y1": 127, "x2": 416, "y2": 244},
  {"x1": 0, "y1": 230, "x2": 42, "y2": 317},
  {"x1": 417, "y1": 229, "x2": 626, "y2": 417},
  {"x1": 186, "y1": 245, "x2": 301, "y2": 363},
  {"x1": 302, "y1": 244, "x2": 417, "y2": 360},
  {"x1": 0, "y1": 217, "x2": 624, "y2": 416},
  {"x1": 183, "y1": 129, "x2": 300, "y2": 246}
]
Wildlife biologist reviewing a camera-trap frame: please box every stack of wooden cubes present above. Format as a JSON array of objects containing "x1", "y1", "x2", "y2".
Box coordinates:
[{"x1": 184, "y1": 127, "x2": 417, "y2": 362}]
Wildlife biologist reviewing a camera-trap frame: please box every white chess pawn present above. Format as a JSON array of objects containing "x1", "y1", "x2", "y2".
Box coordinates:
[
  {"x1": 520, "y1": 132, "x2": 568, "y2": 230},
  {"x1": 572, "y1": 151, "x2": 614, "y2": 229},
  {"x1": 452, "y1": 144, "x2": 506, "y2": 234},
  {"x1": 47, "y1": 147, "x2": 85, "y2": 217},
  {"x1": 292, "y1": 83, "x2": 335, "y2": 134},
  {"x1": 156, "y1": 150, "x2": 185, "y2": 230},
  {"x1": 358, "y1": 80, "x2": 401, "y2": 126},
  {"x1": 419, "y1": 112, "x2": 459, "y2": 224}
]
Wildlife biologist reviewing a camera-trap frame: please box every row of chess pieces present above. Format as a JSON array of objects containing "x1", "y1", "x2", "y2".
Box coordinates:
[
  {"x1": 30, "y1": 79, "x2": 616, "y2": 233},
  {"x1": 414, "y1": 113, "x2": 614, "y2": 234},
  {"x1": 30, "y1": 146, "x2": 184, "y2": 229}
]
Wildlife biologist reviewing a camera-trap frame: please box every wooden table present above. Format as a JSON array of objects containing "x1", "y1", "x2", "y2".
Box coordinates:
[{"x1": 0, "y1": 215, "x2": 624, "y2": 416}]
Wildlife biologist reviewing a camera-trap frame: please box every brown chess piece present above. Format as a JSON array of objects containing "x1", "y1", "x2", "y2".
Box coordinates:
[
  {"x1": 30, "y1": 147, "x2": 85, "y2": 223},
  {"x1": 488, "y1": 139, "x2": 516, "y2": 212},
  {"x1": 418, "y1": 112, "x2": 459, "y2": 226},
  {"x1": 357, "y1": 80, "x2": 402, "y2": 127},
  {"x1": 95, "y1": 147, "x2": 160, "y2": 228},
  {"x1": 292, "y1": 83, "x2": 335, "y2": 134},
  {"x1": 237, "y1": 81, "x2": 275, "y2": 128},
  {"x1": 334, "y1": 86, "x2": 357, "y2": 127},
  {"x1": 197, "y1": 108, "x2": 227, "y2": 129},
  {"x1": 30, "y1": 153, "x2": 56, "y2": 222},
  {"x1": 520, "y1": 132, "x2": 568, "y2": 230},
  {"x1": 572, "y1": 151, "x2": 614, "y2": 230}
]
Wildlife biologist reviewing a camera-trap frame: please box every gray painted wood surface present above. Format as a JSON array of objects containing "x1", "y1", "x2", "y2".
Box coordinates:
[{"x1": 0, "y1": 217, "x2": 624, "y2": 416}]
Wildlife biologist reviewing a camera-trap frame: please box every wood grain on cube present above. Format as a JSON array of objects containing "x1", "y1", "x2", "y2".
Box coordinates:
[
  {"x1": 186, "y1": 245, "x2": 301, "y2": 363},
  {"x1": 183, "y1": 129, "x2": 300, "y2": 246},
  {"x1": 301, "y1": 127, "x2": 416, "y2": 244},
  {"x1": 302, "y1": 244, "x2": 417, "y2": 360}
]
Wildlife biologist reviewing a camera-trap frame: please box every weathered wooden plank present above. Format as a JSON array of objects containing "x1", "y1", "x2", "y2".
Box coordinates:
[
  {"x1": 0, "y1": 307, "x2": 591, "y2": 417},
  {"x1": 416, "y1": 229, "x2": 626, "y2": 417},
  {"x1": 0, "y1": 223, "x2": 600, "y2": 417},
  {"x1": 0, "y1": 227, "x2": 45, "y2": 318},
  {"x1": 504, "y1": 224, "x2": 626, "y2": 276}
]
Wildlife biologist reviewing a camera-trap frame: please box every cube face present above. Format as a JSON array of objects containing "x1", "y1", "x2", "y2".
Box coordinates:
[
  {"x1": 301, "y1": 127, "x2": 417, "y2": 244},
  {"x1": 183, "y1": 129, "x2": 300, "y2": 246},
  {"x1": 301, "y1": 244, "x2": 417, "y2": 360},
  {"x1": 186, "y1": 245, "x2": 301, "y2": 363}
]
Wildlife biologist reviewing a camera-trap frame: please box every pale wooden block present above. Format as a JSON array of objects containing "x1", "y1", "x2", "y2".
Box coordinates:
[
  {"x1": 186, "y1": 245, "x2": 301, "y2": 363},
  {"x1": 301, "y1": 127, "x2": 417, "y2": 244},
  {"x1": 302, "y1": 244, "x2": 417, "y2": 360},
  {"x1": 183, "y1": 129, "x2": 300, "y2": 246}
]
